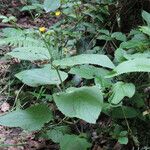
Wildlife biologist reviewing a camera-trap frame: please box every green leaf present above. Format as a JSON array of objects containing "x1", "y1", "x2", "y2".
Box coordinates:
[
  {"x1": 70, "y1": 65, "x2": 112, "y2": 88},
  {"x1": 114, "y1": 48, "x2": 127, "y2": 62},
  {"x1": 118, "y1": 137, "x2": 128, "y2": 145},
  {"x1": 111, "y1": 106, "x2": 139, "y2": 119},
  {"x1": 111, "y1": 32, "x2": 127, "y2": 42},
  {"x1": 140, "y1": 26, "x2": 150, "y2": 36},
  {"x1": 0, "y1": 15, "x2": 7, "y2": 19},
  {"x1": 7, "y1": 47, "x2": 50, "y2": 61},
  {"x1": 109, "y1": 82, "x2": 135, "y2": 104},
  {"x1": 69, "y1": 65, "x2": 110, "y2": 79},
  {"x1": 15, "y1": 65, "x2": 68, "y2": 87},
  {"x1": 53, "y1": 86, "x2": 103, "y2": 123},
  {"x1": 47, "y1": 129, "x2": 63, "y2": 143},
  {"x1": 21, "y1": 4, "x2": 43, "y2": 11},
  {"x1": 120, "y1": 40, "x2": 149, "y2": 49},
  {"x1": 142, "y1": 10, "x2": 150, "y2": 26},
  {"x1": 0, "y1": 104, "x2": 53, "y2": 131},
  {"x1": 60, "y1": 134, "x2": 91, "y2": 150},
  {"x1": 97, "y1": 35, "x2": 112, "y2": 41},
  {"x1": 45, "y1": 126, "x2": 70, "y2": 143},
  {"x1": 54, "y1": 54, "x2": 115, "y2": 69},
  {"x1": 106, "y1": 58, "x2": 150, "y2": 78},
  {"x1": 44, "y1": 0, "x2": 61, "y2": 12}
]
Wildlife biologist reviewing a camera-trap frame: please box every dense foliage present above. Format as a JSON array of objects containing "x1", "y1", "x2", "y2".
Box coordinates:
[{"x1": 0, "y1": 0, "x2": 150, "y2": 149}]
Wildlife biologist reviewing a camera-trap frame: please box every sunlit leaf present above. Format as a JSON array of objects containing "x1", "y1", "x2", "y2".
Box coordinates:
[
  {"x1": 54, "y1": 54, "x2": 115, "y2": 69},
  {"x1": 15, "y1": 65, "x2": 68, "y2": 87},
  {"x1": 53, "y1": 86, "x2": 103, "y2": 123}
]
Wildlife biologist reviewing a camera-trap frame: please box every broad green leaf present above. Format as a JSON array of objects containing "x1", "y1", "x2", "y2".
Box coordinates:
[
  {"x1": 109, "y1": 82, "x2": 135, "y2": 104},
  {"x1": 54, "y1": 54, "x2": 115, "y2": 69},
  {"x1": 0, "y1": 105, "x2": 53, "y2": 131},
  {"x1": 69, "y1": 65, "x2": 110, "y2": 79},
  {"x1": 120, "y1": 40, "x2": 149, "y2": 49},
  {"x1": 107, "y1": 58, "x2": 150, "y2": 78},
  {"x1": 70, "y1": 65, "x2": 112, "y2": 88},
  {"x1": 15, "y1": 65, "x2": 68, "y2": 87},
  {"x1": 111, "y1": 32, "x2": 127, "y2": 42},
  {"x1": 60, "y1": 134, "x2": 91, "y2": 150},
  {"x1": 124, "y1": 51, "x2": 150, "y2": 60},
  {"x1": 111, "y1": 106, "x2": 139, "y2": 119},
  {"x1": 142, "y1": 10, "x2": 150, "y2": 26},
  {"x1": 7, "y1": 47, "x2": 50, "y2": 61},
  {"x1": 103, "y1": 104, "x2": 139, "y2": 118},
  {"x1": 53, "y1": 86, "x2": 103, "y2": 123},
  {"x1": 44, "y1": 0, "x2": 61, "y2": 12}
]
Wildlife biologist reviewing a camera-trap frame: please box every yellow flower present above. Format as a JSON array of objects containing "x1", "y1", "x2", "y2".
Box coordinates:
[
  {"x1": 55, "y1": 11, "x2": 61, "y2": 17},
  {"x1": 39, "y1": 27, "x2": 46, "y2": 33}
]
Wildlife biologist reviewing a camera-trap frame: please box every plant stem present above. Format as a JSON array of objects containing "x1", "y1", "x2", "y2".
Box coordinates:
[
  {"x1": 41, "y1": 34, "x2": 66, "y2": 92},
  {"x1": 55, "y1": 66, "x2": 66, "y2": 92}
]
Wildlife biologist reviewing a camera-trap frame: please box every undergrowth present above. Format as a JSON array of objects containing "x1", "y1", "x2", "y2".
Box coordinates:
[{"x1": 0, "y1": 0, "x2": 150, "y2": 149}]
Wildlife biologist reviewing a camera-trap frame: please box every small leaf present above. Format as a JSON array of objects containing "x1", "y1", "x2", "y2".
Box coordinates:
[
  {"x1": 54, "y1": 54, "x2": 115, "y2": 69},
  {"x1": 109, "y1": 82, "x2": 135, "y2": 104},
  {"x1": 118, "y1": 137, "x2": 128, "y2": 145},
  {"x1": 120, "y1": 40, "x2": 149, "y2": 49},
  {"x1": 46, "y1": 129, "x2": 64, "y2": 143},
  {"x1": 106, "y1": 58, "x2": 150, "y2": 78},
  {"x1": 44, "y1": 0, "x2": 61, "y2": 12},
  {"x1": 53, "y1": 86, "x2": 103, "y2": 123},
  {"x1": 15, "y1": 65, "x2": 68, "y2": 87},
  {"x1": 0, "y1": 104, "x2": 53, "y2": 131},
  {"x1": 60, "y1": 134, "x2": 91, "y2": 150}
]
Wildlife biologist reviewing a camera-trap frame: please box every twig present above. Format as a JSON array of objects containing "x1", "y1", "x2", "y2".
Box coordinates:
[{"x1": 0, "y1": 23, "x2": 37, "y2": 29}]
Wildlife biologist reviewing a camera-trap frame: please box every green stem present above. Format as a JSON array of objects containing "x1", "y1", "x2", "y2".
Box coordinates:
[
  {"x1": 41, "y1": 34, "x2": 66, "y2": 92},
  {"x1": 121, "y1": 106, "x2": 132, "y2": 133},
  {"x1": 55, "y1": 66, "x2": 66, "y2": 92}
]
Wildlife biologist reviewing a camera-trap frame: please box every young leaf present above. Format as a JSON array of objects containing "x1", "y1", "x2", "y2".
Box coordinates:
[
  {"x1": 44, "y1": 0, "x2": 61, "y2": 12},
  {"x1": 53, "y1": 86, "x2": 103, "y2": 123},
  {"x1": 0, "y1": 105, "x2": 53, "y2": 131},
  {"x1": 15, "y1": 65, "x2": 68, "y2": 87},
  {"x1": 106, "y1": 58, "x2": 150, "y2": 78},
  {"x1": 109, "y1": 82, "x2": 135, "y2": 104},
  {"x1": 53, "y1": 54, "x2": 115, "y2": 69},
  {"x1": 60, "y1": 134, "x2": 91, "y2": 150}
]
